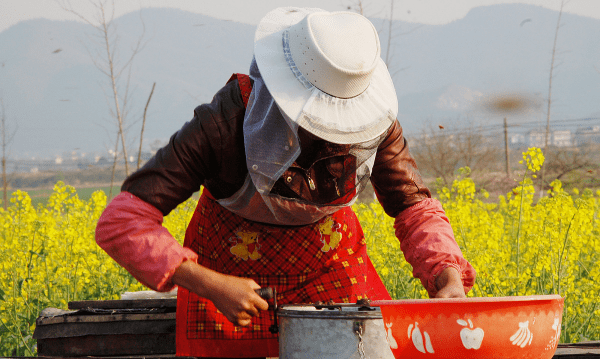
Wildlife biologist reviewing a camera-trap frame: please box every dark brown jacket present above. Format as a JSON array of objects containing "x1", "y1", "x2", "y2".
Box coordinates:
[{"x1": 122, "y1": 79, "x2": 430, "y2": 219}]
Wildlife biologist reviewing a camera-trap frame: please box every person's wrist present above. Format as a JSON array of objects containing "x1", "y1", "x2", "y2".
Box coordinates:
[
  {"x1": 435, "y1": 266, "x2": 462, "y2": 291},
  {"x1": 172, "y1": 260, "x2": 221, "y2": 300}
]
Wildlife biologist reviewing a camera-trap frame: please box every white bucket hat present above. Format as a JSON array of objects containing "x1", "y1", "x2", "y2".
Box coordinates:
[{"x1": 254, "y1": 7, "x2": 398, "y2": 144}]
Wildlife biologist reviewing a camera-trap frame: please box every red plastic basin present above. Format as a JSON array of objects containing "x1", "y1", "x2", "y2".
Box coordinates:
[{"x1": 371, "y1": 295, "x2": 564, "y2": 359}]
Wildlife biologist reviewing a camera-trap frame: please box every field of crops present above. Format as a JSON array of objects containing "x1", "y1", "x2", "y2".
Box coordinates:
[{"x1": 1, "y1": 148, "x2": 599, "y2": 356}]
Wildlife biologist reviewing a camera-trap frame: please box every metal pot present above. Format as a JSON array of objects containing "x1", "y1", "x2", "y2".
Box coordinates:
[{"x1": 277, "y1": 304, "x2": 395, "y2": 359}]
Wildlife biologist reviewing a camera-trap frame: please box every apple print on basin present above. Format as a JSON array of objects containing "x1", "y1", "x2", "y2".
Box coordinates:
[{"x1": 371, "y1": 295, "x2": 563, "y2": 359}]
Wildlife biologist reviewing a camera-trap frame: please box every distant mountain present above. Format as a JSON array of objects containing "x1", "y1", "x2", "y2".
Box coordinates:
[
  {"x1": 379, "y1": 4, "x2": 600, "y2": 129},
  {"x1": 0, "y1": 8, "x2": 255, "y2": 158},
  {"x1": 0, "y1": 4, "x2": 598, "y2": 158}
]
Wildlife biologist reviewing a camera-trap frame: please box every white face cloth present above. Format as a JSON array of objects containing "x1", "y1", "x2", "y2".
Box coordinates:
[
  {"x1": 245, "y1": 58, "x2": 385, "y2": 201},
  {"x1": 243, "y1": 58, "x2": 301, "y2": 196},
  {"x1": 215, "y1": 59, "x2": 388, "y2": 226}
]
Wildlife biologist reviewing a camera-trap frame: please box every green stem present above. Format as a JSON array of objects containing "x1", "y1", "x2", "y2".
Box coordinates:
[
  {"x1": 72, "y1": 255, "x2": 81, "y2": 300},
  {"x1": 26, "y1": 231, "x2": 36, "y2": 281},
  {"x1": 557, "y1": 204, "x2": 579, "y2": 296},
  {"x1": 10, "y1": 271, "x2": 34, "y2": 356},
  {"x1": 571, "y1": 298, "x2": 598, "y2": 341},
  {"x1": 412, "y1": 284, "x2": 418, "y2": 299},
  {"x1": 515, "y1": 169, "x2": 528, "y2": 285}
]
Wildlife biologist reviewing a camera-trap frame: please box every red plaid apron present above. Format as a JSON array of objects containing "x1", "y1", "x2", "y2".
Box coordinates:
[
  {"x1": 176, "y1": 74, "x2": 390, "y2": 358},
  {"x1": 176, "y1": 191, "x2": 391, "y2": 358}
]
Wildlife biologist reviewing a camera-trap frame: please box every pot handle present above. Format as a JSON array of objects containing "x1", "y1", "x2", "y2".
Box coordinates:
[
  {"x1": 255, "y1": 287, "x2": 279, "y2": 334},
  {"x1": 255, "y1": 287, "x2": 274, "y2": 300}
]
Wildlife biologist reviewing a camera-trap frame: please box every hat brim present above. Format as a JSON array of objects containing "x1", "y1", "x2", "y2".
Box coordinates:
[{"x1": 254, "y1": 7, "x2": 398, "y2": 144}]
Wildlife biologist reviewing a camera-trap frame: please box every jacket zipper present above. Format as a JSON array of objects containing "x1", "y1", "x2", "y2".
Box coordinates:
[{"x1": 305, "y1": 171, "x2": 316, "y2": 191}]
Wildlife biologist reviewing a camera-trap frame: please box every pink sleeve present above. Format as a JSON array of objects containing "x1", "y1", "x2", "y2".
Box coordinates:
[
  {"x1": 95, "y1": 191, "x2": 198, "y2": 292},
  {"x1": 394, "y1": 198, "x2": 476, "y2": 298}
]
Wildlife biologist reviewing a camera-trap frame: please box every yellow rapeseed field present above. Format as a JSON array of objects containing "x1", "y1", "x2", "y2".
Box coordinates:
[{"x1": 1, "y1": 148, "x2": 599, "y2": 356}]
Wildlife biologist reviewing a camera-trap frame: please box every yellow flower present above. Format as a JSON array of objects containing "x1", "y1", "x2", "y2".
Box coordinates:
[{"x1": 2, "y1": 160, "x2": 600, "y2": 356}]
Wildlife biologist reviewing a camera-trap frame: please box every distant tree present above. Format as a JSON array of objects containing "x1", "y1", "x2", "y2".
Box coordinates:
[
  {"x1": 345, "y1": 0, "x2": 418, "y2": 78},
  {"x1": 542, "y1": 144, "x2": 600, "y2": 190},
  {"x1": 58, "y1": 0, "x2": 146, "y2": 179},
  {"x1": 410, "y1": 122, "x2": 500, "y2": 186},
  {"x1": 345, "y1": 0, "x2": 368, "y2": 15},
  {"x1": 0, "y1": 98, "x2": 17, "y2": 210},
  {"x1": 108, "y1": 131, "x2": 120, "y2": 199},
  {"x1": 137, "y1": 82, "x2": 156, "y2": 170},
  {"x1": 384, "y1": 0, "x2": 394, "y2": 66},
  {"x1": 540, "y1": 0, "x2": 567, "y2": 195}
]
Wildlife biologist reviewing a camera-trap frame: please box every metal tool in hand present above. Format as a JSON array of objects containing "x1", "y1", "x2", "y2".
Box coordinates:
[{"x1": 254, "y1": 287, "x2": 279, "y2": 333}]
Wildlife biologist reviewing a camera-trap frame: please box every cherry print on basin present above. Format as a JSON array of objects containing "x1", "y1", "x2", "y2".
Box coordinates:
[
  {"x1": 457, "y1": 318, "x2": 484, "y2": 350},
  {"x1": 408, "y1": 322, "x2": 434, "y2": 354},
  {"x1": 510, "y1": 321, "x2": 533, "y2": 348}
]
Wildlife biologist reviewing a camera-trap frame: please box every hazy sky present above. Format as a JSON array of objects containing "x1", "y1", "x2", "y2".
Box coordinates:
[{"x1": 2, "y1": 0, "x2": 599, "y2": 33}]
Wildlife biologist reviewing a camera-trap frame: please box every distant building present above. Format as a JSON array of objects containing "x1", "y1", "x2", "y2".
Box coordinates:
[
  {"x1": 510, "y1": 133, "x2": 525, "y2": 147},
  {"x1": 574, "y1": 126, "x2": 600, "y2": 146},
  {"x1": 526, "y1": 130, "x2": 545, "y2": 148},
  {"x1": 552, "y1": 130, "x2": 572, "y2": 147},
  {"x1": 517, "y1": 129, "x2": 573, "y2": 148}
]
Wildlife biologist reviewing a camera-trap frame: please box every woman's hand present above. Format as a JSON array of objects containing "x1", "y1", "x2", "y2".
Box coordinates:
[
  {"x1": 435, "y1": 267, "x2": 467, "y2": 298},
  {"x1": 172, "y1": 260, "x2": 269, "y2": 326},
  {"x1": 207, "y1": 274, "x2": 270, "y2": 326}
]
